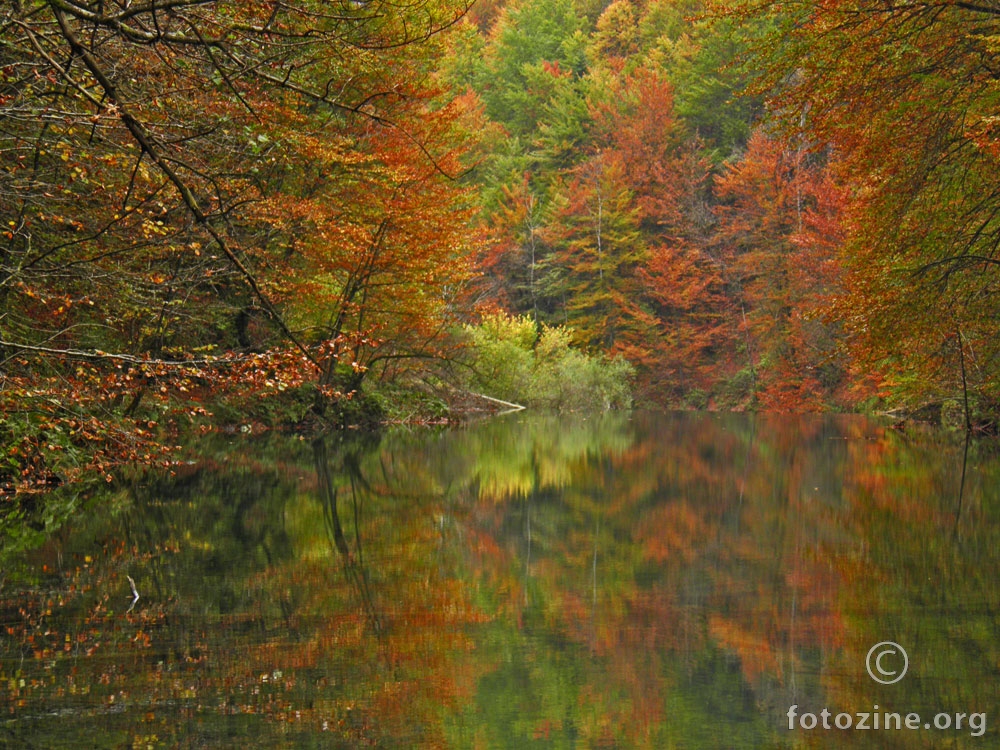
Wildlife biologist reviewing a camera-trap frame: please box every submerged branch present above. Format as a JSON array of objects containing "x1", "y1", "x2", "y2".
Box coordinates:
[
  {"x1": 467, "y1": 391, "x2": 526, "y2": 412},
  {"x1": 126, "y1": 574, "x2": 140, "y2": 613}
]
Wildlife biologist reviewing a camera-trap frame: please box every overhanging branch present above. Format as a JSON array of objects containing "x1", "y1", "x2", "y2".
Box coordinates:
[{"x1": 48, "y1": 1, "x2": 320, "y2": 370}]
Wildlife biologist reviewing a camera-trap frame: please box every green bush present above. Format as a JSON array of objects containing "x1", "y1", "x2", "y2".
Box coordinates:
[
  {"x1": 464, "y1": 312, "x2": 633, "y2": 411},
  {"x1": 464, "y1": 312, "x2": 537, "y2": 403}
]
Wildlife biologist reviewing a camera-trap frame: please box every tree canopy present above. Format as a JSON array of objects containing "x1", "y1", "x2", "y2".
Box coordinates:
[{"x1": 1, "y1": 0, "x2": 484, "y2": 488}]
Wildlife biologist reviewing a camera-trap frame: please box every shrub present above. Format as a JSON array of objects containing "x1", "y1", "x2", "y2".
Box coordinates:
[{"x1": 463, "y1": 312, "x2": 633, "y2": 411}]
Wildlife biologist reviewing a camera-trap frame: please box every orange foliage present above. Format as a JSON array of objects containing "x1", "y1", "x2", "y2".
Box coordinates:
[{"x1": 713, "y1": 130, "x2": 850, "y2": 410}]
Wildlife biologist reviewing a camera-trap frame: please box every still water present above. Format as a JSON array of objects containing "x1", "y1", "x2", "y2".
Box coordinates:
[{"x1": 2, "y1": 411, "x2": 999, "y2": 748}]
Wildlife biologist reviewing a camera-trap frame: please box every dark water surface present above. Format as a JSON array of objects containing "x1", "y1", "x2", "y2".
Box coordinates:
[{"x1": 2, "y1": 411, "x2": 999, "y2": 748}]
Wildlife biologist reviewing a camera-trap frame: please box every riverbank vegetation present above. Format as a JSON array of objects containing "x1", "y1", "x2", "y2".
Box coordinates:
[
  {"x1": 2, "y1": 0, "x2": 999, "y2": 492},
  {"x1": 462, "y1": 312, "x2": 633, "y2": 410}
]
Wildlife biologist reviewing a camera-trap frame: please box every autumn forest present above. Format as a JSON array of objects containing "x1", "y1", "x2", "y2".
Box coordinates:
[
  {"x1": 3, "y1": 0, "x2": 1000, "y2": 490},
  {"x1": 4, "y1": 2, "x2": 1000, "y2": 745}
]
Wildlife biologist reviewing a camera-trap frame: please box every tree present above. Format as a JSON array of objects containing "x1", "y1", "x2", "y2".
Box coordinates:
[
  {"x1": 0, "y1": 0, "x2": 483, "y2": 494},
  {"x1": 641, "y1": 240, "x2": 735, "y2": 405},
  {"x1": 475, "y1": 0, "x2": 588, "y2": 137},
  {"x1": 0, "y1": 0, "x2": 477, "y2": 456},
  {"x1": 478, "y1": 174, "x2": 548, "y2": 317},
  {"x1": 270, "y1": 94, "x2": 481, "y2": 409},
  {"x1": 712, "y1": 130, "x2": 847, "y2": 410},
  {"x1": 731, "y1": 0, "x2": 1000, "y2": 421},
  {"x1": 587, "y1": 66, "x2": 731, "y2": 399},
  {"x1": 542, "y1": 153, "x2": 651, "y2": 352}
]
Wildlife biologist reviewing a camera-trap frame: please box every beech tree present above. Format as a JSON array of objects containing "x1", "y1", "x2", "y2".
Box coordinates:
[
  {"x1": 543, "y1": 153, "x2": 650, "y2": 352},
  {"x1": 0, "y1": 0, "x2": 478, "y2": 487},
  {"x1": 478, "y1": 174, "x2": 548, "y2": 317},
  {"x1": 732, "y1": 0, "x2": 1000, "y2": 420},
  {"x1": 0, "y1": 0, "x2": 476, "y2": 384},
  {"x1": 712, "y1": 131, "x2": 847, "y2": 410},
  {"x1": 475, "y1": 0, "x2": 587, "y2": 137}
]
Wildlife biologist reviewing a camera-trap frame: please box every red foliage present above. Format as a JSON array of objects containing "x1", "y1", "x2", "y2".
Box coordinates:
[{"x1": 712, "y1": 130, "x2": 851, "y2": 410}]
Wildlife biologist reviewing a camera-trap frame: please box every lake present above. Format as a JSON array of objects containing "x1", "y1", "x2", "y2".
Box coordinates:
[{"x1": 2, "y1": 411, "x2": 998, "y2": 747}]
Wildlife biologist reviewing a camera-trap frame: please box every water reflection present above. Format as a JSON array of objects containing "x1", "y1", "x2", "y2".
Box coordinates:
[{"x1": 2, "y1": 412, "x2": 999, "y2": 747}]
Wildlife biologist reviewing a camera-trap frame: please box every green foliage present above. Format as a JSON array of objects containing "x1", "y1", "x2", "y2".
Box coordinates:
[
  {"x1": 208, "y1": 382, "x2": 319, "y2": 428},
  {"x1": 543, "y1": 157, "x2": 650, "y2": 350},
  {"x1": 534, "y1": 325, "x2": 635, "y2": 410},
  {"x1": 464, "y1": 312, "x2": 538, "y2": 401},
  {"x1": 477, "y1": 0, "x2": 589, "y2": 136},
  {"x1": 666, "y1": 16, "x2": 762, "y2": 161},
  {"x1": 463, "y1": 312, "x2": 633, "y2": 410}
]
